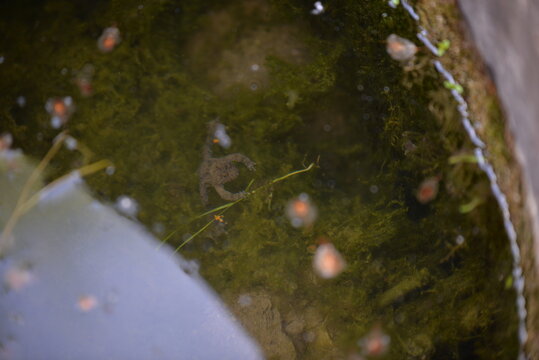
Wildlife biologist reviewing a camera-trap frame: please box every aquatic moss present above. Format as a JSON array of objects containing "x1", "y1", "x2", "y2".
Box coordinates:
[{"x1": 0, "y1": 0, "x2": 519, "y2": 358}]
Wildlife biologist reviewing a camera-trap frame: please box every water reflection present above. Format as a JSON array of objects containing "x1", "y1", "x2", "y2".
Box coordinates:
[
  {"x1": 416, "y1": 176, "x2": 440, "y2": 204},
  {"x1": 286, "y1": 193, "x2": 318, "y2": 228},
  {"x1": 74, "y1": 64, "x2": 95, "y2": 97},
  {"x1": 358, "y1": 325, "x2": 391, "y2": 357},
  {"x1": 313, "y1": 242, "x2": 346, "y2": 279},
  {"x1": 45, "y1": 97, "x2": 75, "y2": 129},
  {"x1": 0, "y1": 133, "x2": 13, "y2": 152},
  {"x1": 97, "y1": 26, "x2": 121, "y2": 53},
  {"x1": 386, "y1": 34, "x2": 417, "y2": 62}
]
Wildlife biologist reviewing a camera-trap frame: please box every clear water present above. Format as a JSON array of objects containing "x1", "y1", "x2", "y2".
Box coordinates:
[{"x1": 0, "y1": 0, "x2": 520, "y2": 358}]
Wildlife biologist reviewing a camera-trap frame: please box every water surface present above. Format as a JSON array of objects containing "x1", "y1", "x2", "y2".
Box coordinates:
[{"x1": 0, "y1": 0, "x2": 519, "y2": 358}]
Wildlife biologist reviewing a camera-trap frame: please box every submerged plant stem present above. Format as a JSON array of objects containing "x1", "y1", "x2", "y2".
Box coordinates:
[
  {"x1": 17, "y1": 159, "x2": 113, "y2": 216},
  {"x1": 0, "y1": 132, "x2": 68, "y2": 252},
  {"x1": 173, "y1": 219, "x2": 214, "y2": 253},
  {"x1": 160, "y1": 163, "x2": 316, "y2": 252}
]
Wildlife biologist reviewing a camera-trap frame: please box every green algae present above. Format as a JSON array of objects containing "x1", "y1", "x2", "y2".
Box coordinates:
[
  {"x1": 0, "y1": 0, "x2": 520, "y2": 358},
  {"x1": 378, "y1": 268, "x2": 431, "y2": 307}
]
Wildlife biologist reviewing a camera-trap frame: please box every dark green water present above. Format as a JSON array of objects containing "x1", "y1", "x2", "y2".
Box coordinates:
[{"x1": 0, "y1": 0, "x2": 519, "y2": 358}]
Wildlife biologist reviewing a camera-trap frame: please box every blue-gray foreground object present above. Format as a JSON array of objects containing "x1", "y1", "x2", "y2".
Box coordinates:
[{"x1": 0, "y1": 156, "x2": 263, "y2": 360}]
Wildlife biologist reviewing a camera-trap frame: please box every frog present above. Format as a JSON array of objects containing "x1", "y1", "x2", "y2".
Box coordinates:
[{"x1": 198, "y1": 121, "x2": 256, "y2": 205}]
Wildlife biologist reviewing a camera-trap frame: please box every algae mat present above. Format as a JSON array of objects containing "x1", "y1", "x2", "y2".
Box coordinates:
[{"x1": 0, "y1": 0, "x2": 520, "y2": 358}]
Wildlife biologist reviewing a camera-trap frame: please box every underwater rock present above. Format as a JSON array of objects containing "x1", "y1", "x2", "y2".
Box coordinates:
[
  {"x1": 405, "y1": 333, "x2": 433, "y2": 358},
  {"x1": 185, "y1": 2, "x2": 309, "y2": 96},
  {"x1": 285, "y1": 317, "x2": 305, "y2": 336},
  {"x1": 228, "y1": 292, "x2": 340, "y2": 359},
  {"x1": 229, "y1": 292, "x2": 297, "y2": 359},
  {"x1": 213, "y1": 25, "x2": 308, "y2": 95},
  {"x1": 301, "y1": 307, "x2": 339, "y2": 358}
]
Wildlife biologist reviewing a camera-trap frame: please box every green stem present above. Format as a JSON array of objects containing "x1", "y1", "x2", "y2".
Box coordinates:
[
  {"x1": 1, "y1": 132, "x2": 68, "y2": 252},
  {"x1": 260, "y1": 162, "x2": 315, "y2": 189},
  {"x1": 173, "y1": 219, "x2": 214, "y2": 253},
  {"x1": 160, "y1": 162, "x2": 316, "y2": 252},
  {"x1": 18, "y1": 159, "x2": 112, "y2": 216}
]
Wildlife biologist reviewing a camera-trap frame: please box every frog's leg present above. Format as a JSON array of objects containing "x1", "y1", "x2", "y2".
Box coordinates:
[
  {"x1": 200, "y1": 182, "x2": 209, "y2": 205},
  {"x1": 224, "y1": 153, "x2": 256, "y2": 171},
  {"x1": 214, "y1": 184, "x2": 246, "y2": 202}
]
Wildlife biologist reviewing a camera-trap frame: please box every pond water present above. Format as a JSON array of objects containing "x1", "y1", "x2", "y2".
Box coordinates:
[{"x1": 0, "y1": 0, "x2": 520, "y2": 358}]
